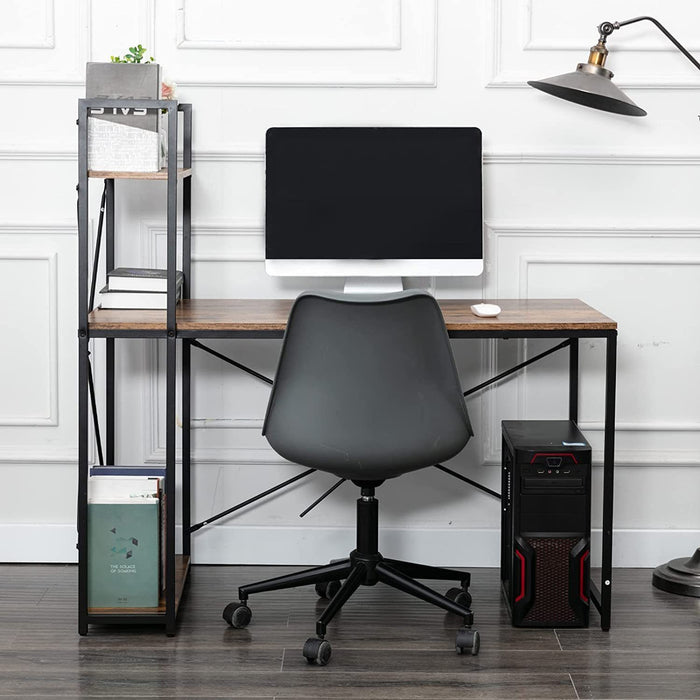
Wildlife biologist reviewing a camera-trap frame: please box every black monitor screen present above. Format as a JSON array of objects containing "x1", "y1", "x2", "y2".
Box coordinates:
[{"x1": 265, "y1": 127, "x2": 482, "y2": 261}]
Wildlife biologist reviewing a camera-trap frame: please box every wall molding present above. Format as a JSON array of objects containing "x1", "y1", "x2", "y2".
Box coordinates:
[
  {"x1": 0, "y1": 447, "x2": 77, "y2": 464},
  {"x1": 483, "y1": 152, "x2": 700, "y2": 166},
  {"x1": 146, "y1": 338, "x2": 281, "y2": 464},
  {"x1": 163, "y1": 0, "x2": 436, "y2": 87},
  {"x1": 176, "y1": 0, "x2": 402, "y2": 51},
  {"x1": 484, "y1": 223, "x2": 700, "y2": 467},
  {"x1": 146, "y1": 221, "x2": 265, "y2": 262},
  {"x1": 0, "y1": 0, "x2": 55, "y2": 49},
  {"x1": 520, "y1": 251, "x2": 700, "y2": 466},
  {"x1": 93, "y1": 0, "x2": 154, "y2": 65},
  {"x1": 488, "y1": 224, "x2": 700, "y2": 238},
  {"x1": 522, "y1": 0, "x2": 700, "y2": 53},
  {"x1": 0, "y1": 0, "x2": 89, "y2": 85},
  {"x1": 0, "y1": 224, "x2": 77, "y2": 462},
  {"x1": 138, "y1": 221, "x2": 700, "y2": 469},
  {"x1": 0, "y1": 150, "x2": 77, "y2": 162},
  {"x1": 9, "y1": 149, "x2": 700, "y2": 166},
  {"x1": 0, "y1": 252, "x2": 58, "y2": 427},
  {"x1": 0, "y1": 223, "x2": 77, "y2": 235},
  {"x1": 136, "y1": 221, "x2": 265, "y2": 464}
]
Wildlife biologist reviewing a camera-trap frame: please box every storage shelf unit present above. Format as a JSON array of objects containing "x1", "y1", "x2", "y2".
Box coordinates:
[{"x1": 77, "y1": 98, "x2": 193, "y2": 635}]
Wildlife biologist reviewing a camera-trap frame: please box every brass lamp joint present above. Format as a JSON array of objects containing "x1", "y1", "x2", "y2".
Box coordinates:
[
  {"x1": 588, "y1": 40, "x2": 609, "y2": 67},
  {"x1": 587, "y1": 20, "x2": 618, "y2": 67}
]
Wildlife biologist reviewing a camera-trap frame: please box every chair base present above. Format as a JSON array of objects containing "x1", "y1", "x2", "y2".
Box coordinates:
[
  {"x1": 238, "y1": 550, "x2": 473, "y2": 638},
  {"x1": 229, "y1": 488, "x2": 478, "y2": 658}
]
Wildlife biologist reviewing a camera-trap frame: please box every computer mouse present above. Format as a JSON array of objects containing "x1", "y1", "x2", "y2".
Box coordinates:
[{"x1": 470, "y1": 303, "x2": 501, "y2": 317}]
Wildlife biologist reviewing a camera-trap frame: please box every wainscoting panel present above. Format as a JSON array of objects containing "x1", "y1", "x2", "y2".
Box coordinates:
[
  {"x1": 0, "y1": 0, "x2": 88, "y2": 84},
  {"x1": 0, "y1": 225, "x2": 77, "y2": 465},
  {"x1": 486, "y1": 224, "x2": 700, "y2": 467},
  {"x1": 156, "y1": 0, "x2": 437, "y2": 86}
]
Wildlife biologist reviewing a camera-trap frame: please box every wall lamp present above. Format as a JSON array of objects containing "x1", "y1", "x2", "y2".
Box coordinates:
[
  {"x1": 529, "y1": 16, "x2": 700, "y2": 598},
  {"x1": 528, "y1": 15, "x2": 700, "y2": 117}
]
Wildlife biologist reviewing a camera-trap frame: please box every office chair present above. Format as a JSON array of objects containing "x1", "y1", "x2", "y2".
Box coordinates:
[{"x1": 222, "y1": 290, "x2": 479, "y2": 664}]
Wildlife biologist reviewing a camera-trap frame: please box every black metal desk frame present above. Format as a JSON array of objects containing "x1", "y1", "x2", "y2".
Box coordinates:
[
  {"x1": 178, "y1": 319, "x2": 617, "y2": 632},
  {"x1": 82, "y1": 301, "x2": 616, "y2": 634},
  {"x1": 77, "y1": 103, "x2": 615, "y2": 636}
]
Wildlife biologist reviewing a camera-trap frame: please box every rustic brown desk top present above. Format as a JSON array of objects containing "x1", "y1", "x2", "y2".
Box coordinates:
[{"x1": 88, "y1": 298, "x2": 616, "y2": 333}]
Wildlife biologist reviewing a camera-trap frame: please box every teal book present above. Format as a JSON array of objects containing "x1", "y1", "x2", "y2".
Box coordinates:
[{"x1": 88, "y1": 477, "x2": 161, "y2": 608}]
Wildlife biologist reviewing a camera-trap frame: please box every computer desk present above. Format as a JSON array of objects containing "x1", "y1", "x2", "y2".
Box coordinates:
[{"x1": 89, "y1": 297, "x2": 618, "y2": 630}]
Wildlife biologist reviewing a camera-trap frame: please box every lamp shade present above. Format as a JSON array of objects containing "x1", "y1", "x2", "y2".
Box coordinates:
[{"x1": 528, "y1": 63, "x2": 647, "y2": 117}]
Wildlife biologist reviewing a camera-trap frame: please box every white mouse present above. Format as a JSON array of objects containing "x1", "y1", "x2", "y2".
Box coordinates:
[{"x1": 470, "y1": 303, "x2": 501, "y2": 318}]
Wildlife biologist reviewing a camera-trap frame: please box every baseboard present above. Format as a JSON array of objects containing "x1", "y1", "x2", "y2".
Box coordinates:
[
  {"x1": 0, "y1": 524, "x2": 79, "y2": 563},
  {"x1": 191, "y1": 526, "x2": 502, "y2": 567},
  {"x1": 1, "y1": 524, "x2": 698, "y2": 568}
]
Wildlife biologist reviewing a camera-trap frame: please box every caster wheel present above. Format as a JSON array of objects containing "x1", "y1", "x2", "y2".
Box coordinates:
[
  {"x1": 303, "y1": 637, "x2": 332, "y2": 666},
  {"x1": 222, "y1": 602, "x2": 252, "y2": 628},
  {"x1": 446, "y1": 586, "x2": 472, "y2": 608},
  {"x1": 455, "y1": 628, "x2": 480, "y2": 656},
  {"x1": 314, "y1": 580, "x2": 341, "y2": 599}
]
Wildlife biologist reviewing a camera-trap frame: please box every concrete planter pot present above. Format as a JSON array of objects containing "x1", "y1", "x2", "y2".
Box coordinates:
[{"x1": 85, "y1": 62, "x2": 164, "y2": 172}]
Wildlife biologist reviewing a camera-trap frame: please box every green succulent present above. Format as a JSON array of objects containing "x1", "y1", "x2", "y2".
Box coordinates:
[{"x1": 110, "y1": 45, "x2": 155, "y2": 64}]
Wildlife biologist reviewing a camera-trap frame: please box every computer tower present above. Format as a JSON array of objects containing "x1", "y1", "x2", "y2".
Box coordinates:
[{"x1": 501, "y1": 420, "x2": 591, "y2": 627}]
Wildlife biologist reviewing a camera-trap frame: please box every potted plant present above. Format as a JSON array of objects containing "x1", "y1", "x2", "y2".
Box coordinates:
[{"x1": 85, "y1": 46, "x2": 173, "y2": 172}]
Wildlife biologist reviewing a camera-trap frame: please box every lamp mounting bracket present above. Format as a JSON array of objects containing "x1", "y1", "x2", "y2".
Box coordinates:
[
  {"x1": 597, "y1": 21, "x2": 616, "y2": 40},
  {"x1": 598, "y1": 16, "x2": 700, "y2": 73}
]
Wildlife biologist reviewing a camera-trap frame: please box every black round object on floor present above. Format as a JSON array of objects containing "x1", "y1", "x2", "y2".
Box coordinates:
[{"x1": 652, "y1": 548, "x2": 700, "y2": 597}]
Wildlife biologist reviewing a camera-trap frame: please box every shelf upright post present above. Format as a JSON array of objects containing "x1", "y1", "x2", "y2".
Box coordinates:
[
  {"x1": 180, "y1": 103, "x2": 193, "y2": 558},
  {"x1": 601, "y1": 331, "x2": 617, "y2": 630},
  {"x1": 164, "y1": 101, "x2": 179, "y2": 636},
  {"x1": 105, "y1": 178, "x2": 115, "y2": 465},
  {"x1": 181, "y1": 103, "x2": 192, "y2": 299},
  {"x1": 77, "y1": 99, "x2": 90, "y2": 635}
]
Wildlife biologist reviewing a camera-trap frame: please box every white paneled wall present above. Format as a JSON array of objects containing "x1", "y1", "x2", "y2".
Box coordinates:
[{"x1": 1, "y1": 0, "x2": 698, "y2": 566}]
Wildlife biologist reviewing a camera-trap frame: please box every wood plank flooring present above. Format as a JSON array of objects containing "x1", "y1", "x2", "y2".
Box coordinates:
[{"x1": 1, "y1": 564, "x2": 699, "y2": 699}]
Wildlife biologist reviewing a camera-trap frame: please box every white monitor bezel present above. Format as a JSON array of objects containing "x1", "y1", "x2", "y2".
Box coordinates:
[{"x1": 265, "y1": 257, "x2": 484, "y2": 277}]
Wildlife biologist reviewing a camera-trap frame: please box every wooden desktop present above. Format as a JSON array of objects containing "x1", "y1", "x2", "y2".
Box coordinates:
[{"x1": 89, "y1": 297, "x2": 616, "y2": 335}]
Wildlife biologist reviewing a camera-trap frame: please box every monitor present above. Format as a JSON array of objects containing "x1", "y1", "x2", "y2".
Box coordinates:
[{"x1": 264, "y1": 127, "x2": 483, "y2": 292}]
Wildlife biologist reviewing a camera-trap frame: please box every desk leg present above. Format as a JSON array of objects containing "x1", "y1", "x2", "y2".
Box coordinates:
[
  {"x1": 182, "y1": 339, "x2": 191, "y2": 557},
  {"x1": 600, "y1": 331, "x2": 617, "y2": 630},
  {"x1": 569, "y1": 338, "x2": 579, "y2": 424},
  {"x1": 78, "y1": 335, "x2": 89, "y2": 635},
  {"x1": 165, "y1": 336, "x2": 177, "y2": 636}
]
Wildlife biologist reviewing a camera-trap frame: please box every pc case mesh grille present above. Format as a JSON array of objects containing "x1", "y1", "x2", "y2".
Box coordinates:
[{"x1": 523, "y1": 536, "x2": 579, "y2": 624}]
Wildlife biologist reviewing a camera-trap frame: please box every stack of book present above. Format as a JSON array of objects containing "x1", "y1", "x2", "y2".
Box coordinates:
[
  {"x1": 98, "y1": 267, "x2": 183, "y2": 310},
  {"x1": 87, "y1": 466, "x2": 166, "y2": 609}
]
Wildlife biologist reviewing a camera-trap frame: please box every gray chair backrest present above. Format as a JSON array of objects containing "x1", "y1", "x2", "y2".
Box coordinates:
[{"x1": 263, "y1": 290, "x2": 473, "y2": 481}]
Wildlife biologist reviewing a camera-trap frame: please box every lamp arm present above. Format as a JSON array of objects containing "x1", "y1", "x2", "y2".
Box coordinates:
[{"x1": 600, "y1": 16, "x2": 700, "y2": 73}]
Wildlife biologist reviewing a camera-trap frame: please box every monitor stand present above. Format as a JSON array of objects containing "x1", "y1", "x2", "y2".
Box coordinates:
[{"x1": 343, "y1": 277, "x2": 404, "y2": 294}]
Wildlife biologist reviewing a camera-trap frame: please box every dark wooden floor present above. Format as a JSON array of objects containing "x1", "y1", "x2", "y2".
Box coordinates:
[{"x1": 2, "y1": 564, "x2": 699, "y2": 699}]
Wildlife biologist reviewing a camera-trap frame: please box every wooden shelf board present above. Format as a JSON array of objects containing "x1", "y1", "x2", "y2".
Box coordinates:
[{"x1": 88, "y1": 167, "x2": 192, "y2": 180}]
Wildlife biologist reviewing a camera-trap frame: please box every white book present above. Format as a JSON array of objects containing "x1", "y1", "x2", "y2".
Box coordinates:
[
  {"x1": 98, "y1": 282, "x2": 182, "y2": 310},
  {"x1": 88, "y1": 475, "x2": 161, "y2": 503}
]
